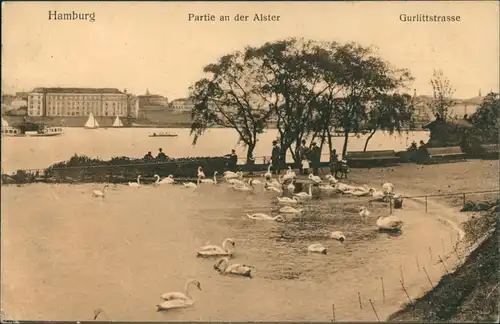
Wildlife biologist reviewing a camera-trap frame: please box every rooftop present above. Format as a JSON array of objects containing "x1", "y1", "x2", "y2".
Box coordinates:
[{"x1": 31, "y1": 87, "x2": 125, "y2": 94}]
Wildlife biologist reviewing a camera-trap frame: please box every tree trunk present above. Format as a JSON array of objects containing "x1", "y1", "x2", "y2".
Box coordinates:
[
  {"x1": 319, "y1": 129, "x2": 326, "y2": 162},
  {"x1": 246, "y1": 142, "x2": 256, "y2": 165},
  {"x1": 363, "y1": 130, "x2": 377, "y2": 152},
  {"x1": 341, "y1": 130, "x2": 350, "y2": 158},
  {"x1": 327, "y1": 127, "x2": 333, "y2": 158}
]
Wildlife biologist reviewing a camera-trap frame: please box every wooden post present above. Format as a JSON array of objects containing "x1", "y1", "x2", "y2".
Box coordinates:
[
  {"x1": 400, "y1": 280, "x2": 413, "y2": 305},
  {"x1": 369, "y1": 299, "x2": 380, "y2": 322},
  {"x1": 381, "y1": 277, "x2": 385, "y2": 303},
  {"x1": 438, "y1": 255, "x2": 449, "y2": 274},
  {"x1": 358, "y1": 292, "x2": 363, "y2": 310},
  {"x1": 423, "y1": 266, "x2": 434, "y2": 289},
  {"x1": 332, "y1": 304, "x2": 336, "y2": 323},
  {"x1": 425, "y1": 195, "x2": 428, "y2": 213}
]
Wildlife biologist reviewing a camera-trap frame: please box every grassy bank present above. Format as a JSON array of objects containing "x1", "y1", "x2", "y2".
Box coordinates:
[{"x1": 388, "y1": 200, "x2": 499, "y2": 322}]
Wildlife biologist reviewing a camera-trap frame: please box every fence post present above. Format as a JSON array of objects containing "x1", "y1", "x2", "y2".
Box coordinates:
[{"x1": 425, "y1": 195, "x2": 428, "y2": 213}]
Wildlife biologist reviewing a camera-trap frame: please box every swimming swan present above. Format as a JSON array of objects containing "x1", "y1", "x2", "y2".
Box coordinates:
[
  {"x1": 277, "y1": 197, "x2": 298, "y2": 205},
  {"x1": 197, "y1": 238, "x2": 235, "y2": 257},
  {"x1": 318, "y1": 184, "x2": 336, "y2": 191},
  {"x1": 201, "y1": 171, "x2": 218, "y2": 184},
  {"x1": 160, "y1": 279, "x2": 202, "y2": 301},
  {"x1": 308, "y1": 174, "x2": 322, "y2": 184},
  {"x1": 293, "y1": 185, "x2": 312, "y2": 200},
  {"x1": 159, "y1": 175, "x2": 175, "y2": 184},
  {"x1": 92, "y1": 185, "x2": 109, "y2": 198},
  {"x1": 128, "y1": 175, "x2": 141, "y2": 187},
  {"x1": 308, "y1": 243, "x2": 327, "y2": 254},
  {"x1": 376, "y1": 215, "x2": 403, "y2": 231},
  {"x1": 183, "y1": 177, "x2": 200, "y2": 188},
  {"x1": 325, "y1": 174, "x2": 339, "y2": 184},
  {"x1": 330, "y1": 231, "x2": 346, "y2": 242},
  {"x1": 264, "y1": 164, "x2": 272, "y2": 180},
  {"x1": 369, "y1": 188, "x2": 386, "y2": 201},
  {"x1": 214, "y1": 257, "x2": 253, "y2": 278},
  {"x1": 156, "y1": 298, "x2": 195, "y2": 312},
  {"x1": 246, "y1": 213, "x2": 285, "y2": 222},
  {"x1": 382, "y1": 181, "x2": 395, "y2": 195},
  {"x1": 279, "y1": 206, "x2": 302, "y2": 214},
  {"x1": 223, "y1": 171, "x2": 239, "y2": 179}
]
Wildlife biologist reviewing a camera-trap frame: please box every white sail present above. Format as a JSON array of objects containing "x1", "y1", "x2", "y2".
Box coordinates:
[
  {"x1": 1, "y1": 117, "x2": 9, "y2": 127},
  {"x1": 84, "y1": 113, "x2": 99, "y2": 129},
  {"x1": 112, "y1": 116, "x2": 123, "y2": 127}
]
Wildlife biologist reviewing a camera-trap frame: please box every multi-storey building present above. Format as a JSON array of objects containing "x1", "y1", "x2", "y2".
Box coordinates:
[
  {"x1": 169, "y1": 98, "x2": 194, "y2": 112},
  {"x1": 27, "y1": 87, "x2": 128, "y2": 117}
]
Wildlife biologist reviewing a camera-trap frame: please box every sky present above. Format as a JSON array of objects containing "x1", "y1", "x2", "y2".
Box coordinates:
[{"x1": 2, "y1": 1, "x2": 499, "y2": 100}]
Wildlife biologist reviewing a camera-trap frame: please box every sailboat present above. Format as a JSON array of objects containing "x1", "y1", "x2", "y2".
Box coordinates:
[
  {"x1": 112, "y1": 116, "x2": 124, "y2": 127},
  {"x1": 84, "y1": 113, "x2": 99, "y2": 129}
]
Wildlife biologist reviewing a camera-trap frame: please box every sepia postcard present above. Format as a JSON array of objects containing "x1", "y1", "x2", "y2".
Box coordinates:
[{"x1": 1, "y1": 1, "x2": 499, "y2": 323}]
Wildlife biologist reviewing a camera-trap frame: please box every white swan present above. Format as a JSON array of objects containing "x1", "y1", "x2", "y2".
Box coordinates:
[
  {"x1": 159, "y1": 175, "x2": 175, "y2": 184},
  {"x1": 265, "y1": 184, "x2": 282, "y2": 194},
  {"x1": 268, "y1": 176, "x2": 282, "y2": 189},
  {"x1": 369, "y1": 188, "x2": 386, "y2": 201},
  {"x1": 279, "y1": 206, "x2": 302, "y2": 214},
  {"x1": 325, "y1": 174, "x2": 339, "y2": 184},
  {"x1": 308, "y1": 174, "x2": 322, "y2": 184},
  {"x1": 201, "y1": 171, "x2": 218, "y2": 184},
  {"x1": 330, "y1": 231, "x2": 346, "y2": 242},
  {"x1": 346, "y1": 185, "x2": 371, "y2": 197},
  {"x1": 248, "y1": 178, "x2": 262, "y2": 185},
  {"x1": 160, "y1": 279, "x2": 202, "y2": 301},
  {"x1": 376, "y1": 215, "x2": 403, "y2": 230},
  {"x1": 264, "y1": 164, "x2": 272, "y2": 180},
  {"x1": 277, "y1": 196, "x2": 298, "y2": 205},
  {"x1": 308, "y1": 243, "x2": 327, "y2": 254},
  {"x1": 197, "y1": 238, "x2": 235, "y2": 257},
  {"x1": 214, "y1": 257, "x2": 253, "y2": 278},
  {"x1": 293, "y1": 184, "x2": 312, "y2": 200},
  {"x1": 286, "y1": 166, "x2": 297, "y2": 178},
  {"x1": 335, "y1": 182, "x2": 355, "y2": 193},
  {"x1": 318, "y1": 184, "x2": 336, "y2": 191},
  {"x1": 183, "y1": 177, "x2": 200, "y2": 189},
  {"x1": 232, "y1": 182, "x2": 253, "y2": 192},
  {"x1": 223, "y1": 171, "x2": 239, "y2": 179},
  {"x1": 382, "y1": 181, "x2": 395, "y2": 195},
  {"x1": 246, "y1": 213, "x2": 285, "y2": 222},
  {"x1": 128, "y1": 175, "x2": 141, "y2": 188},
  {"x1": 359, "y1": 206, "x2": 371, "y2": 221},
  {"x1": 287, "y1": 182, "x2": 295, "y2": 192},
  {"x1": 152, "y1": 174, "x2": 161, "y2": 186},
  {"x1": 92, "y1": 184, "x2": 109, "y2": 198},
  {"x1": 197, "y1": 167, "x2": 205, "y2": 179},
  {"x1": 156, "y1": 298, "x2": 195, "y2": 312}
]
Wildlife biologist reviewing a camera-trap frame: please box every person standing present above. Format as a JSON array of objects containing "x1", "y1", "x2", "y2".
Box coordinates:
[
  {"x1": 156, "y1": 148, "x2": 167, "y2": 162},
  {"x1": 298, "y1": 140, "x2": 310, "y2": 175},
  {"x1": 271, "y1": 140, "x2": 281, "y2": 175},
  {"x1": 310, "y1": 142, "x2": 321, "y2": 175},
  {"x1": 329, "y1": 149, "x2": 339, "y2": 175}
]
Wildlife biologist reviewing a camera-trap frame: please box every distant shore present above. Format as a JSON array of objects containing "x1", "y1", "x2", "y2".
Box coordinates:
[{"x1": 2, "y1": 115, "x2": 427, "y2": 131}]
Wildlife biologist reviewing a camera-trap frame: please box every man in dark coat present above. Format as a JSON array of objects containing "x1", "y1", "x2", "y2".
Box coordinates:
[
  {"x1": 310, "y1": 142, "x2": 321, "y2": 175},
  {"x1": 271, "y1": 140, "x2": 281, "y2": 175},
  {"x1": 298, "y1": 140, "x2": 310, "y2": 175}
]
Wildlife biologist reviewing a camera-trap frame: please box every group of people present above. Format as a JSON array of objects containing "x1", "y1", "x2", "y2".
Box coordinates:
[
  {"x1": 270, "y1": 140, "x2": 323, "y2": 175},
  {"x1": 143, "y1": 148, "x2": 168, "y2": 162}
]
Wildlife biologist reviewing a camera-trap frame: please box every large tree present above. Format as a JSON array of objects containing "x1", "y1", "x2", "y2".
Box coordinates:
[
  {"x1": 244, "y1": 38, "x2": 329, "y2": 163},
  {"x1": 362, "y1": 93, "x2": 415, "y2": 151},
  {"x1": 315, "y1": 42, "x2": 414, "y2": 156},
  {"x1": 468, "y1": 92, "x2": 500, "y2": 144},
  {"x1": 189, "y1": 52, "x2": 273, "y2": 163},
  {"x1": 427, "y1": 69, "x2": 456, "y2": 121}
]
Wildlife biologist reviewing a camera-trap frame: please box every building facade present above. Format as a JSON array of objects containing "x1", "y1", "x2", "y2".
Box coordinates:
[
  {"x1": 27, "y1": 88, "x2": 128, "y2": 117},
  {"x1": 169, "y1": 98, "x2": 194, "y2": 112}
]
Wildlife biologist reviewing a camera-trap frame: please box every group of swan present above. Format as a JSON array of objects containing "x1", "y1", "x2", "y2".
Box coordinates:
[{"x1": 156, "y1": 237, "x2": 253, "y2": 311}]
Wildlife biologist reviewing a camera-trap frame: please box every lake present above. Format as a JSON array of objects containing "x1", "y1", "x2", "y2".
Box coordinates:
[
  {"x1": 1, "y1": 181, "x2": 458, "y2": 321},
  {"x1": 1, "y1": 127, "x2": 429, "y2": 173}
]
